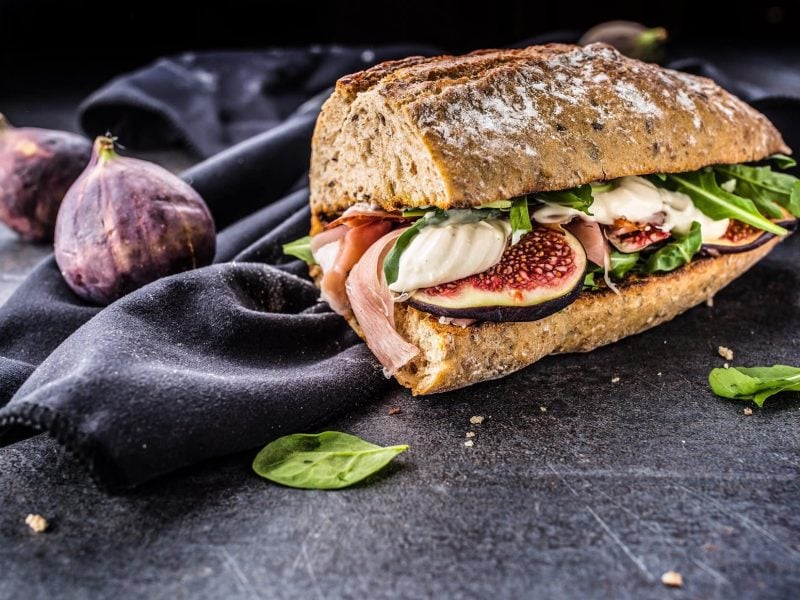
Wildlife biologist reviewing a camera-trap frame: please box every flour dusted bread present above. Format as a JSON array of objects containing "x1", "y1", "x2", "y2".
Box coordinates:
[
  {"x1": 307, "y1": 43, "x2": 793, "y2": 395},
  {"x1": 309, "y1": 43, "x2": 787, "y2": 230}
]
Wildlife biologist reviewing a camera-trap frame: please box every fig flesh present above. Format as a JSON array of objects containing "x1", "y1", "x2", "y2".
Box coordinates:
[
  {"x1": 702, "y1": 217, "x2": 796, "y2": 255},
  {"x1": 606, "y1": 218, "x2": 670, "y2": 253},
  {"x1": 0, "y1": 114, "x2": 91, "y2": 241},
  {"x1": 54, "y1": 136, "x2": 216, "y2": 305},
  {"x1": 408, "y1": 225, "x2": 586, "y2": 322}
]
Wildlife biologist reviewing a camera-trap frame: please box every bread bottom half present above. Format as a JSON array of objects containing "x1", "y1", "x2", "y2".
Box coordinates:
[{"x1": 336, "y1": 239, "x2": 781, "y2": 395}]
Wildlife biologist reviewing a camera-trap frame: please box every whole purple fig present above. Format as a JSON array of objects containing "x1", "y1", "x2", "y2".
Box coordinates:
[
  {"x1": 0, "y1": 114, "x2": 91, "y2": 241},
  {"x1": 55, "y1": 136, "x2": 216, "y2": 305}
]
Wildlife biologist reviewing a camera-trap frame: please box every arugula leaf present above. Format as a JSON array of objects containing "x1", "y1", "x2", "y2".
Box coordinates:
[
  {"x1": 609, "y1": 250, "x2": 639, "y2": 278},
  {"x1": 283, "y1": 236, "x2": 316, "y2": 265},
  {"x1": 666, "y1": 171, "x2": 787, "y2": 235},
  {"x1": 582, "y1": 271, "x2": 599, "y2": 290},
  {"x1": 509, "y1": 196, "x2": 532, "y2": 244},
  {"x1": 709, "y1": 365, "x2": 800, "y2": 407},
  {"x1": 769, "y1": 154, "x2": 797, "y2": 169},
  {"x1": 715, "y1": 163, "x2": 800, "y2": 218},
  {"x1": 252, "y1": 431, "x2": 408, "y2": 490},
  {"x1": 537, "y1": 184, "x2": 594, "y2": 215},
  {"x1": 644, "y1": 221, "x2": 702, "y2": 273}
]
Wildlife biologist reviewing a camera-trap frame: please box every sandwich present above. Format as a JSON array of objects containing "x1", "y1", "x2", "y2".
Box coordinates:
[{"x1": 284, "y1": 43, "x2": 799, "y2": 395}]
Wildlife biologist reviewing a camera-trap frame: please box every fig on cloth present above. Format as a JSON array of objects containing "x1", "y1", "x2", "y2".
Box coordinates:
[
  {"x1": 0, "y1": 114, "x2": 91, "y2": 241},
  {"x1": 55, "y1": 136, "x2": 216, "y2": 305}
]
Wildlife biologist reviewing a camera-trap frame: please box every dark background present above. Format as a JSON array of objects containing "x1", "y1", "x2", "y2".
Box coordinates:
[{"x1": 2, "y1": 0, "x2": 798, "y2": 91}]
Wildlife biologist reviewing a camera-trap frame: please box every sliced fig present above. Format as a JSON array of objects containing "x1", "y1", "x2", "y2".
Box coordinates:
[
  {"x1": 407, "y1": 225, "x2": 586, "y2": 322},
  {"x1": 702, "y1": 218, "x2": 795, "y2": 255},
  {"x1": 605, "y1": 218, "x2": 670, "y2": 253}
]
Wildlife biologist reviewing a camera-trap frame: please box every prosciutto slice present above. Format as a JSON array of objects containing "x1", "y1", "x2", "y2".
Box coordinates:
[
  {"x1": 346, "y1": 228, "x2": 420, "y2": 376},
  {"x1": 319, "y1": 221, "x2": 392, "y2": 314},
  {"x1": 565, "y1": 219, "x2": 607, "y2": 267}
]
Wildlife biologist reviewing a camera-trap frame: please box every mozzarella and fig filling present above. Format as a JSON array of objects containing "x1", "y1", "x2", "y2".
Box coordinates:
[{"x1": 287, "y1": 158, "x2": 799, "y2": 328}]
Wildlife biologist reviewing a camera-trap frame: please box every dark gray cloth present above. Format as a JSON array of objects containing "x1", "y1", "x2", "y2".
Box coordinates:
[{"x1": 1, "y1": 43, "x2": 798, "y2": 489}]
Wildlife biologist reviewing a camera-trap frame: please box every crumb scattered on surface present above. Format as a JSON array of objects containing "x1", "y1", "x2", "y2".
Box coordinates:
[
  {"x1": 464, "y1": 440, "x2": 474, "y2": 448},
  {"x1": 466, "y1": 431, "x2": 475, "y2": 438},
  {"x1": 718, "y1": 346, "x2": 734, "y2": 361},
  {"x1": 387, "y1": 407, "x2": 401, "y2": 415},
  {"x1": 469, "y1": 415, "x2": 484, "y2": 425},
  {"x1": 724, "y1": 362, "x2": 730, "y2": 369},
  {"x1": 661, "y1": 571, "x2": 683, "y2": 588},
  {"x1": 611, "y1": 376, "x2": 620, "y2": 383},
  {"x1": 743, "y1": 407, "x2": 753, "y2": 416},
  {"x1": 25, "y1": 514, "x2": 48, "y2": 533},
  {"x1": 706, "y1": 296, "x2": 714, "y2": 307},
  {"x1": 657, "y1": 372, "x2": 662, "y2": 377},
  {"x1": 539, "y1": 406, "x2": 547, "y2": 412}
]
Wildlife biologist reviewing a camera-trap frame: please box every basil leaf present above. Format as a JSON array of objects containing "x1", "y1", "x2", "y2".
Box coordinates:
[
  {"x1": 509, "y1": 196, "x2": 532, "y2": 244},
  {"x1": 644, "y1": 221, "x2": 702, "y2": 273},
  {"x1": 715, "y1": 164, "x2": 800, "y2": 218},
  {"x1": 537, "y1": 184, "x2": 594, "y2": 215},
  {"x1": 709, "y1": 365, "x2": 800, "y2": 408},
  {"x1": 769, "y1": 154, "x2": 797, "y2": 169},
  {"x1": 609, "y1": 250, "x2": 639, "y2": 278},
  {"x1": 666, "y1": 171, "x2": 787, "y2": 235},
  {"x1": 383, "y1": 211, "x2": 447, "y2": 285},
  {"x1": 252, "y1": 431, "x2": 409, "y2": 490},
  {"x1": 283, "y1": 236, "x2": 316, "y2": 265}
]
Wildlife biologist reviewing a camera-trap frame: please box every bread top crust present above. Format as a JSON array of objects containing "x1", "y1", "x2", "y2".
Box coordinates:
[{"x1": 311, "y1": 43, "x2": 789, "y2": 222}]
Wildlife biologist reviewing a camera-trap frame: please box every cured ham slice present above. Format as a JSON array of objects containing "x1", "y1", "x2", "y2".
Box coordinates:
[
  {"x1": 319, "y1": 220, "x2": 392, "y2": 314},
  {"x1": 346, "y1": 229, "x2": 420, "y2": 376},
  {"x1": 565, "y1": 219, "x2": 607, "y2": 267},
  {"x1": 327, "y1": 203, "x2": 406, "y2": 229}
]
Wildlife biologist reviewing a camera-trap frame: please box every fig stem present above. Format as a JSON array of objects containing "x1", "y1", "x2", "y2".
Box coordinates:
[
  {"x1": 95, "y1": 136, "x2": 118, "y2": 163},
  {"x1": 637, "y1": 27, "x2": 668, "y2": 51}
]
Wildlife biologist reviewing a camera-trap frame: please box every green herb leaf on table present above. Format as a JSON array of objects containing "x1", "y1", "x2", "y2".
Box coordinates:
[
  {"x1": 252, "y1": 431, "x2": 409, "y2": 490},
  {"x1": 665, "y1": 171, "x2": 787, "y2": 235},
  {"x1": 537, "y1": 184, "x2": 594, "y2": 215},
  {"x1": 709, "y1": 365, "x2": 800, "y2": 407},
  {"x1": 715, "y1": 164, "x2": 800, "y2": 218},
  {"x1": 509, "y1": 196, "x2": 532, "y2": 244},
  {"x1": 643, "y1": 221, "x2": 702, "y2": 273},
  {"x1": 283, "y1": 236, "x2": 316, "y2": 265}
]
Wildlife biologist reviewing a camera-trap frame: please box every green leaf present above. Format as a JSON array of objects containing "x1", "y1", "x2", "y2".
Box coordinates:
[
  {"x1": 643, "y1": 221, "x2": 702, "y2": 273},
  {"x1": 769, "y1": 154, "x2": 797, "y2": 169},
  {"x1": 666, "y1": 171, "x2": 787, "y2": 235},
  {"x1": 582, "y1": 270, "x2": 599, "y2": 290},
  {"x1": 537, "y1": 184, "x2": 594, "y2": 215},
  {"x1": 791, "y1": 182, "x2": 800, "y2": 217},
  {"x1": 252, "y1": 431, "x2": 408, "y2": 490},
  {"x1": 509, "y1": 196, "x2": 532, "y2": 243},
  {"x1": 715, "y1": 163, "x2": 800, "y2": 218},
  {"x1": 283, "y1": 236, "x2": 316, "y2": 265},
  {"x1": 709, "y1": 365, "x2": 800, "y2": 408},
  {"x1": 609, "y1": 250, "x2": 639, "y2": 278}
]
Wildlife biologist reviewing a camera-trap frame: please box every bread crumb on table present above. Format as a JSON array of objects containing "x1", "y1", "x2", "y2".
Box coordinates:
[
  {"x1": 464, "y1": 440, "x2": 474, "y2": 448},
  {"x1": 466, "y1": 431, "x2": 475, "y2": 438},
  {"x1": 743, "y1": 407, "x2": 753, "y2": 416},
  {"x1": 661, "y1": 571, "x2": 683, "y2": 588},
  {"x1": 718, "y1": 345, "x2": 734, "y2": 360},
  {"x1": 539, "y1": 406, "x2": 547, "y2": 412},
  {"x1": 25, "y1": 514, "x2": 48, "y2": 533},
  {"x1": 469, "y1": 415, "x2": 484, "y2": 425},
  {"x1": 387, "y1": 407, "x2": 401, "y2": 415},
  {"x1": 611, "y1": 376, "x2": 620, "y2": 383}
]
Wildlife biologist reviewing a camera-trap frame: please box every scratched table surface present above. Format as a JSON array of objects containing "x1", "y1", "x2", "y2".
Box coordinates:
[{"x1": 1, "y1": 90, "x2": 799, "y2": 600}]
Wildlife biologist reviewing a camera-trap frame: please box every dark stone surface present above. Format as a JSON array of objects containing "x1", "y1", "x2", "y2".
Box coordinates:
[{"x1": 1, "y1": 94, "x2": 798, "y2": 600}]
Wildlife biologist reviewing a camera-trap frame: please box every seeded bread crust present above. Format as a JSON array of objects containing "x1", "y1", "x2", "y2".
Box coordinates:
[{"x1": 309, "y1": 43, "x2": 788, "y2": 232}]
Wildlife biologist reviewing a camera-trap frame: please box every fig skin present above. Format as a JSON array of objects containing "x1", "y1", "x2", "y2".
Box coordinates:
[
  {"x1": 54, "y1": 136, "x2": 216, "y2": 305},
  {"x1": 0, "y1": 114, "x2": 92, "y2": 241}
]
